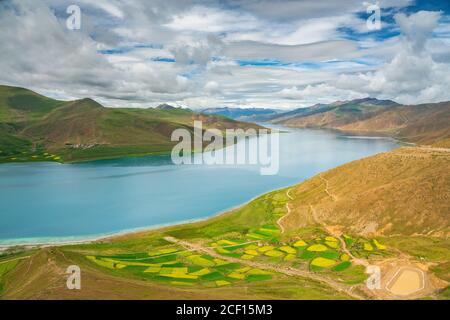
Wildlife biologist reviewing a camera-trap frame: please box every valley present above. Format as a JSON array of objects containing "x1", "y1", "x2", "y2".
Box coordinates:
[
  {"x1": 0, "y1": 146, "x2": 448, "y2": 300},
  {"x1": 0, "y1": 86, "x2": 448, "y2": 300}
]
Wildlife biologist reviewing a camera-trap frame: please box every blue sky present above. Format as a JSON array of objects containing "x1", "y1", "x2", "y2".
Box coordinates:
[{"x1": 0, "y1": 0, "x2": 449, "y2": 109}]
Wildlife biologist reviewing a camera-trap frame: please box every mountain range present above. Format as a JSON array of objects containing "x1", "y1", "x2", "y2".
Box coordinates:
[
  {"x1": 1, "y1": 85, "x2": 449, "y2": 164},
  {"x1": 0, "y1": 85, "x2": 261, "y2": 163},
  {"x1": 201, "y1": 107, "x2": 283, "y2": 122},
  {"x1": 203, "y1": 97, "x2": 450, "y2": 147},
  {"x1": 273, "y1": 98, "x2": 450, "y2": 147}
]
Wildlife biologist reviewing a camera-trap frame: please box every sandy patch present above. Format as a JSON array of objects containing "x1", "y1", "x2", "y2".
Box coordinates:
[{"x1": 386, "y1": 267, "x2": 424, "y2": 296}]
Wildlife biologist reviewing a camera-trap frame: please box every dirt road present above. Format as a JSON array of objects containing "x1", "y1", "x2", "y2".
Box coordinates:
[{"x1": 277, "y1": 188, "x2": 294, "y2": 234}]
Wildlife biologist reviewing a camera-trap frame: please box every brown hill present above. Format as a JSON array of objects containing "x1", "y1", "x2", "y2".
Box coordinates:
[
  {"x1": 279, "y1": 101, "x2": 450, "y2": 147},
  {"x1": 283, "y1": 147, "x2": 450, "y2": 237}
]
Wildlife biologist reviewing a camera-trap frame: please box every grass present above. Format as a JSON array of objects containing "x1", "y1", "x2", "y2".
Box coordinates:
[
  {"x1": 328, "y1": 265, "x2": 367, "y2": 285},
  {"x1": 258, "y1": 246, "x2": 275, "y2": 252},
  {"x1": 264, "y1": 250, "x2": 284, "y2": 258},
  {"x1": 325, "y1": 241, "x2": 339, "y2": 249},
  {"x1": 244, "y1": 249, "x2": 258, "y2": 256},
  {"x1": 293, "y1": 240, "x2": 308, "y2": 247},
  {"x1": 382, "y1": 236, "x2": 450, "y2": 261},
  {"x1": 307, "y1": 244, "x2": 328, "y2": 252},
  {"x1": 59, "y1": 186, "x2": 371, "y2": 296},
  {"x1": 310, "y1": 257, "x2": 336, "y2": 268},
  {"x1": 332, "y1": 261, "x2": 351, "y2": 272},
  {"x1": 0, "y1": 260, "x2": 19, "y2": 294},
  {"x1": 186, "y1": 255, "x2": 216, "y2": 267},
  {"x1": 319, "y1": 250, "x2": 340, "y2": 259},
  {"x1": 373, "y1": 239, "x2": 386, "y2": 250},
  {"x1": 82, "y1": 244, "x2": 276, "y2": 289},
  {"x1": 148, "y1": 247, "x2": 179, "y2": 256},
  {"x1": 278, "y1": 246, "x2": 296, "y2": 254}
]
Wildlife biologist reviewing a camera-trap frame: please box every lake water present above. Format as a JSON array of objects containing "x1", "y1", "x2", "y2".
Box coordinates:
[{"x1": 0, "y1": 128, "x2": 398, "y2": 245}]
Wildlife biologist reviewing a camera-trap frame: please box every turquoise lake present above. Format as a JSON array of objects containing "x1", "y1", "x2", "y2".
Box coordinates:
[{"x1": 0, "y1": 128, "x2": 398, "y2": 245}]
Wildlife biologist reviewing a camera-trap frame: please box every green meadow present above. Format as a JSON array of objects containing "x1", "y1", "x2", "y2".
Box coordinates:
[{"x1": 66, "y1": 188, "x2": 389, "y2": 293}]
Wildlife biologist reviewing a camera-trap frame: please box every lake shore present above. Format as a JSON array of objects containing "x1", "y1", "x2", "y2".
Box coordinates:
[
  {"x1": 0, "y1": 128, "x2": 398, "y2": 252},
  {"x1": 0, "y1": 184, "x2": 290, "y2": 252}
]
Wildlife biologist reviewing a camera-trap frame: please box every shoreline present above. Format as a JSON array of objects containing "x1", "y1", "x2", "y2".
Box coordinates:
[
  {"x1": 0, "y1": 128, "x2": 271, "y2": 166},
  {"x1": 280, "y1": 125, "x2": 414, "y2": 145},
  {"x1": 0, "y1": 184, "x2": 292, "y2": 252}
]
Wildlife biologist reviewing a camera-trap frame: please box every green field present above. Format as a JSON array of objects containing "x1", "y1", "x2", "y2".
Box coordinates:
[
  {"x1": 59, "y1": 189, "x2": 380, "y2": 294},
  {"x1": 84, "y1": 244, "x2": 274, "y2": 288}
]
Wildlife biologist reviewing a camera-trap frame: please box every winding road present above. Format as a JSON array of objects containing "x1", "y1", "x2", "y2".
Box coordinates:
[{"x1": 276, "y1": 188, "x2": 294, "y2": 234}]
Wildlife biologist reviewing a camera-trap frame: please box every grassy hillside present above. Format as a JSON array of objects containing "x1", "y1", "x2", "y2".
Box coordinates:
[
  {"x1": 277, "y1": 98, "x2": 450, "y2": 147},
  {"x1": 269, "y1": 98, "x2": 396, "y2": 122},
  {"x1": 0, "y1": 85, "x2": 262, "y2": 163},
  {"x1": 284, "y1": 147, "x2": 450, "y2": 237},
  {"x1": 338, "y1": 103, "x2": 450, "y2": 146},
  {"x1": 1, "y1": 147, "x2": 448, "y2": 300},
  {"x1": 0, "y1": 85, "x2": 65, "y2": 122}
]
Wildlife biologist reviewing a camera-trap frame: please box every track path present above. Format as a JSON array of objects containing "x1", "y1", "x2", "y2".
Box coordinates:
[
  {"x1": 276, "y1": 188, "x2": 294, "y2": 234},
  {"x1": 0, "y1": 255, "x2": 31, "y2": 265},
  {"x1": 311, "y1": 174, "x2": 369, "y2": 267}
]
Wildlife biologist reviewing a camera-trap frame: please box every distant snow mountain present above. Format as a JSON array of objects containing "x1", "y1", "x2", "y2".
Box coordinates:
[{"x1": 200, "y1": 107, "x2": 284, "y2": 122}]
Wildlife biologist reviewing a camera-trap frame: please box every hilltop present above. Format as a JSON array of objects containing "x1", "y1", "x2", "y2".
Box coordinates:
[
  {"x1": 0, "y1": 85, "x2": 262, "y2": 163},
  {"x1": 270, "y1": 98, "x2": 450, "y2": 147}
]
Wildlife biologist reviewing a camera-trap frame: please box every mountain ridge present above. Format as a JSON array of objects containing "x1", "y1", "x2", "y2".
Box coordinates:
[
  {"x1": 0, "y1": 85, "x2": 263, "y2": 163},
  {"x1": 269, "y1": 98, "x2": 449, "y2": 147},
  {"x1": 201, "y1": 107, "x2": 283, "y2": 122}
]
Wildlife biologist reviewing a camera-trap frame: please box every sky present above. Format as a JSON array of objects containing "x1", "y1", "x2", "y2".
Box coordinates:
[{"x1": 0, "y1": 0, "x2": 449, "y2": 110}]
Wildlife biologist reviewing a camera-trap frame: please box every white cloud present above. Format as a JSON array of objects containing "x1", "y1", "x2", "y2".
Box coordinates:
[
  {"x1": 224, "y1": 40, "x2": 359, "y2": 62},
  {"x1": 228, "y1": 0, "x2": 412, "y2": 21},
  {"x1": 165, "y1": 5, "x2": 259, "y2": 33},
  {"x1": 81, "y1": 0, "x2": 124, "y2": 19},
  {"x1": 0, "y1": 0, "x2": 196, "y2": 106},
  {"x1": 204, "y1": 81, "x2": 221, "y2": 95},
  {"x1": 336, "y1": 11, "x2": 450, "y2": 104},
  {"x1": 395, "y1": 11, "x2": 442, "y2": 52},
  {"x1": 169, "y1": 35, "x2": 223, "y2": 66},
  {"x1": 279, "y1": 84, "x2": 366, "y2": 103},
  {"x1": 0, "y1": 0, "x2": 448, "y2": 109}
]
